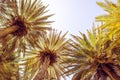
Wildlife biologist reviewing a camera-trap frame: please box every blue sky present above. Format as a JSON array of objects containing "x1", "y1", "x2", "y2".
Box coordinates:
[{"x1": 43, "y1": 0, "x2": 113, "y2": 80}]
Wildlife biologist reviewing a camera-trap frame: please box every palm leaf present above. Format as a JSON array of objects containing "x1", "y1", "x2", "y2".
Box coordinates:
[
  {"x1": 22, "y1": 30, "x2": 70, "y2": 80},
  {"x1": 63, "y1": 27, "x2": 120, "y2": 80},
  {"x1": 96, "y1": 0, "x2": 120, "y2": 39},
  {"x1": 0, "y1": 0, "x2": 53, "y2": 56}
]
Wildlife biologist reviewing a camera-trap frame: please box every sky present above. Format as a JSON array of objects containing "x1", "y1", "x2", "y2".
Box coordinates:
[
  {"x1": 43, "y1": 0, "x2": 113, "y2": 80},
  {"x1": 43, "y1": 0, "x2": 108, "y2": 36}
]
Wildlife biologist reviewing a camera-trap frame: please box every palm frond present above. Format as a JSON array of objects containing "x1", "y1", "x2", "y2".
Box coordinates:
[
  {"x1": 0, "y1": 50, "x2": 19, "y2": 80},
  {"x1": 21, "y1": 30, "x2": 70, "y2": 80},
  {"x1": 63, "y1": 27, "x2": 120, "y2": 80},
  {"x1": 96, "y1": 0, "x2": 120, "y2": 39},
  {"x1": 0, "y1": 0, "x2": 53, "y2": 55}
]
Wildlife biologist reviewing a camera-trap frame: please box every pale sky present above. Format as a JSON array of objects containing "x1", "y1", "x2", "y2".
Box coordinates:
[
  {"x1": 43, "y1": 0, "x2": 108, "y2": 36},
  {"x1": 43, "y1": 0, "x2": 113, "y2": 80}
]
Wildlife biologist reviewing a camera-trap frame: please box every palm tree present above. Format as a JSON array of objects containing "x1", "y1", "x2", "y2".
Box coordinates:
[
  {"x1": 63, "y1": 28, "x2": 120, "y2": 80},
  {"x1": 96, "y1": 0, "x2": 120, "y2": 39},
  {"x1": 22, "y1": 30, "x2": 70, "y2": 80},
  {"x1": 0, "y1": 0, "x2": 53, "y2": 55},
  {"x1": 0, "y1": 0, "x2": 120, "y2": 80},
  {"x1": 0, "y1": 0, "x2": 53, "y2": 79}
]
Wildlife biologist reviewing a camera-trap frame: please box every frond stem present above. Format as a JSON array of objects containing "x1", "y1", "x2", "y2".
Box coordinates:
[
  {"x1": 33, "y1": 57, "x2": 50, "y2": 80},
  {"x1": 0, "y1": 25, "x2": 19, "y2": 38}
]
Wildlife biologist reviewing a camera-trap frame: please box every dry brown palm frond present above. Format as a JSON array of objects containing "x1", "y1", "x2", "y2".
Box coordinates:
[
  {"x1": 63, "y1": 28, "x2": 120, "y2": 80},
  {"x1": 22, "y1": 30, "x2": 70, "y2": 80}
]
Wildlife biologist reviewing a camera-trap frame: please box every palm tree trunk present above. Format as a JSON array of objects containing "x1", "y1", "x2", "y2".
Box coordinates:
[
  {"x1": 102, "y1": 65, "x2": 120, "y2": 80},
  {"x1": 0, "y1": 25, "x2": 19, "y2": 38},
  {"x1": 33, "y1": 57, "x2": 50, "y2": 80}
]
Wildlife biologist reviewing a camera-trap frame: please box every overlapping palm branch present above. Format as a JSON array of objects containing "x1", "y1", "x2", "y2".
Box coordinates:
[
  {"x1": 22, "y1": 30, "x2": 70, "y2": 80},
  {"x1": 0, "y1": 0, "x2": 53, "y2": 55},
  {"x1": 0, "y1": 0, "x2": 7, "y2": 21},
  {"x1": 96, "y1": 0, "x2": 120, "y2": 39},
  {"x1": 0, "y1": 49, "x2": 19, "y2": 80},
  {"x1": 63, "y1": 28, "x2": 120, "y2": 80}
]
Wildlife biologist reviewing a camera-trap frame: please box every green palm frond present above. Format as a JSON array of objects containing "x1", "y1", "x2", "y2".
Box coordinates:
[
  {"x1": 63, "y1": 28, "x2": 120, "y2": 80},
  {"x1": 96, "y1": 0, "x2": 120, "y2": 39},
  {"x1": 0, "y1": 0, "x2": 53, "y2": 55},
  {"x1": 22, "y1": 30, "x2": 70, "y2": 80}
]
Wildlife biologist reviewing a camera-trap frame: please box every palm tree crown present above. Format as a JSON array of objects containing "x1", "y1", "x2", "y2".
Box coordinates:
[
  {"x1": 0, "y1": 0, "x2": 53, "y2": 55},
  {"x1": 22, "y1": 30, "x2": 70, "y2": 80},
  {"x1": 63, "y1": 28, "x2": 120, "y2": 80}
]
